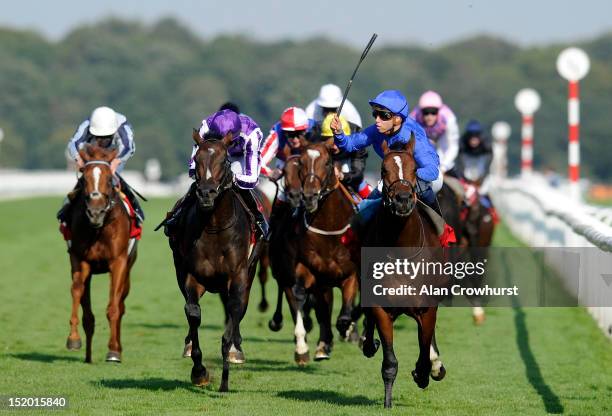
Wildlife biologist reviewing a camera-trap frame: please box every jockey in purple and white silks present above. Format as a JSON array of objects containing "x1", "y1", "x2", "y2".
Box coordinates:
[
  {"x1": 410, "y1": 91, "x2": 460, "y2": 177},
  {"x1": 164, "y1": 108, "x2": 268, "y2": 240},
  {"x1": 188, "y1": 110, "x2": 263, "y2": 189}
]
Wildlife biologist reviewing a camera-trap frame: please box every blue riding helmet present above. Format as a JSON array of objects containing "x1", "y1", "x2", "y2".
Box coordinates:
[
  {"x1": 465, "y1": 119, "x2": 483, "y2": 135},
  {"x1": 368, "y1": 90, "x2": 409, "y2": 120}
]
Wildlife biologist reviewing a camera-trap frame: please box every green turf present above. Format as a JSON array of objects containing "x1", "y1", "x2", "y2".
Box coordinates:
[{"x1": 1, "y1": 197, "x2": 611, "y2": 415}]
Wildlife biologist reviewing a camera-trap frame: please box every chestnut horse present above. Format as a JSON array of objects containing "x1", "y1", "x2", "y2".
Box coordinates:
[
  {"x1": 360, "y1": 136, "x2": 447, "y2": 408},
  {"x1": 169, "y1": 131, "x2": 262, "y2": 392},
  {"x1": 290, "y1": 142, "x2": 359, "y2": 364},
  {"x1": 65, "y1": 145, "x2": 138, "y2": 363}
]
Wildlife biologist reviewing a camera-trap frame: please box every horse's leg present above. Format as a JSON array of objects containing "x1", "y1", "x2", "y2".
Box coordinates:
[
  {"x1": 67, "y1": 258, "x2": 90, "y2": 353},
  {"x1": 373, "y1": 307, "x2": 398, "y2": 409},
  {"x1": 173, "y1": 253, "x2": 192, "y2": 357},
  {"x1": 361, "y1": 308, "x2": 380, "y2": 358},
  {"x1": 257, "y1": 252, "x2": 270, "y2": 312},
  {"x1": 220, "y1": 271, "x2": 252, "y2": 392},
  {"x1": 292, "y1": 264, "x2": 314, "y2": 366},
  {"x1": 430, "y1": 331, "x2": 446, "y2": 381},
  {"x1": 313, "y1": 286, "x2": 334, "y2": 361},
  {"x1": 412, "y1": 307, "x2": 437, "y2": 389},
  {"x1": 267, "y1": 283, "x2": 285, "y2": 331},
  {"x1": 81, "y1": 274, "x2": 95, "y2": 363},
  {"x1": 302, "y1": 293, "x2": 314, "y2": 333},
  {"x1": 184, "y1": 274, "x2": 208, "y2": 386},
  {"x1": 106, "y1": 255, "x2": 129, "y2": 362},
  {"x1": 336, "y1": 273, "x2": 358, "y2": 341}
]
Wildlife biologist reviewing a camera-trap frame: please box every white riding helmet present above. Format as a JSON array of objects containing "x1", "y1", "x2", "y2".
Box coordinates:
[
  {"x1": 89, "y1": 106, "x2": 119, "y2": 136},
  {"x1": 316, "y1": 84, "x2": 343, "y2": 108}
]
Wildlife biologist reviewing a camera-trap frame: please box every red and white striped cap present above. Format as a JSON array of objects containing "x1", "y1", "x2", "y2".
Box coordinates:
[{"x1": 280, "y1": 107, "x2": 309, "y2": 131}]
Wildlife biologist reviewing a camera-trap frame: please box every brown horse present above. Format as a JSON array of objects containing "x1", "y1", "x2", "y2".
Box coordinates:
[
  {"x1": 459, "y1": 178, "x2": 496, "y2": 324},
  {"x1": 360, "y1": 136, "x2": 447, "y2": 408},
  {"x1": 267, "y1": 155, "x2": 308, "y2": 333},
  {"x1": 65, "y1": 145, "x2": 138, "y2": 363},
  {"x1": 290, "y1": 142, "x2": 359, "y2": 364},
  {"x1": 169, "y1": 130, "x2": 261, "y2": 392}
]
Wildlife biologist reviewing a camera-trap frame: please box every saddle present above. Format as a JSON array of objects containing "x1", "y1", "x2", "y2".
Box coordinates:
[
  {"x1": 417, "y1": 200, "x2": 456, "y2": 247},
  {"x1": 119, "y1": 192, "x2": 143, "y2": 241}
]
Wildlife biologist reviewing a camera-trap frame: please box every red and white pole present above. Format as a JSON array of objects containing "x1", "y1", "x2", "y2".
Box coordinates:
[
  {"x1": 557, "y1": 47, "x2": 590, "y2": 201},
  {"x1": 515, "y1": 89, "x2": 541, "y2": 178},
  {"x1": 521, "y1": 115, "x2": 534, "y2": 176},
  {"x1": 568, "y1": 81, "x2": 580, "y2": 192}
]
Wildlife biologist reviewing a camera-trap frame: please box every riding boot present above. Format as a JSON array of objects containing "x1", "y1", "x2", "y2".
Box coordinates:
[
  {"x1": 237, "y1": 187, "x2": 270, "y2": 242},
  {"x1": 117, "y1": 175, "x2": 145, "y2": 226},
  {"x1": 57, "y1": 177, "x2": 84, "y2": 222},
  {"x1": 161, "y1": 182, "x2": 197, "y2": 236}
]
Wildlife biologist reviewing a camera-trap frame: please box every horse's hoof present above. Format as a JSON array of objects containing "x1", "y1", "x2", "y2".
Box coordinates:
[
  {"x1": 336, "y1": 317, "x2": 352, "y2": 338},
  {"x1": 412, "y1": 369, "x2": 430, "y2": 389},
  {"x1": 182, "y1": 341, "x2": 193, "y2": 358},
  {"x1": 105, "y1": 351, "x2": 121, "y2": 363},
  {"x1": 431, "y1": 365, "x2": 446, "y2": 381},
  {"x1": 258, "y1": 300, "x2": 269, "y2": 312},
  {"x1": 347, "y1": 323, "x2": 360, "y2": 344},
  {"x1": 294, "y1": 351, "x2": 310, "y2": 366},
  {"x1": 303, "y1": 315, "x2": 314, "y2": 333},
  {"x1": 66, "y1": 338, "x2": 81, "y2": 351},
  {"x1": 314, "y1": 342, "x2": 331, "y2": 361},
  {"x1": 361, "y1": 338, "x2": 380, "y2": 358},
  {"x1": 228, "y1": 349, "x2": 246, "y2": 364},
  {"x1": 191, "y1": 370, "x2": 210, "y2": 387},
  {"x1": 268, "y1": 318, "x2": 283, "y2": 332},
  {"x1": 473, "y1": 312, "x2": 486, "y2": 326}
]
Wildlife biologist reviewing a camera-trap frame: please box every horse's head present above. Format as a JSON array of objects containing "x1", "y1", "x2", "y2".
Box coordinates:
[
  {"x1": 299, "y1": 142, "x2": 335, "y2": 213},
  {"x1": 78, "y1": 144, "x2": 118, "y2": 228},
  {"x1": 283, "y1": 155, "x2": 303, "y2": 209},
  {"x1": 381, "y1": 133, "x2": 417, "y2": 217},
  {"x1": 192, "y1": 129, "x2": 233, "y2": 210}
]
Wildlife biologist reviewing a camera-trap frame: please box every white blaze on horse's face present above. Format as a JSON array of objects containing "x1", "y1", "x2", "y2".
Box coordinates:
[
  {"x1": 91, "y1": 167, "x2": 102, "y2": 199},
  {"x1": 393, "y1": 155, "x2": 404, "y2": 180},
  {"x1": 306, "y1": 149, "x2": 321, "y2": 183},
  {"x1": 205, "y1": 148, "x2": 215, "y2": 180}
]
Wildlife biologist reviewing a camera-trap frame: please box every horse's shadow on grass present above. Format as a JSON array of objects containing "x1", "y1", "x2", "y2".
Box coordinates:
[
  {"x1": 95, "y1": 378, "x2": 210, "y2": 393},
  {"x1": 276, "y1": 389, "x2": 377, "y2": 407},
  {"x1": 9, "y1": 353, "x2": 80, "y2": 363}
]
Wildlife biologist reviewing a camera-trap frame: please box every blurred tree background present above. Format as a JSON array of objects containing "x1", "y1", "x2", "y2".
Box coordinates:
[{"x1": 0, "y1": 18, "x2": 610, "y2": 180}]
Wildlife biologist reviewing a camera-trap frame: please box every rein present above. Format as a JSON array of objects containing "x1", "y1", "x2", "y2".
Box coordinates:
[{"x1": 82, "y1": 159, "x2": 118, "y2": 219}]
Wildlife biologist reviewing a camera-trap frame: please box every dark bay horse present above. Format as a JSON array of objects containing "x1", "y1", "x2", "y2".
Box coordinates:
[
  {"x1": 267, "y1": 155, "x2": 309, "y2": 333},
  {"x1": 169, "y1": 130, "x2": 261, "y2": 392},
  {"x1": 360, "y1": 136, "x2": 447, "y2": 408},
  {"x1": 65, "y1": 145, "x2": 138, "y2": 363},
  {"x1": 290, "y1": 142, "x2": 359, "y2": 364},
  {"x1": 459, "y1": 178, "x2": 496, "y2": 324}
]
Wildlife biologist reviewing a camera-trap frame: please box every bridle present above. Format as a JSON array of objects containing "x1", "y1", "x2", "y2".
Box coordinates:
[
  {"x1": 83, "y1": 160, "x2": 117, "y2": 218},
  {"x1": 299, "y1": 151, "x2": 337, "y2": 202},
  {"x1": 381, "y1": 151, "x2": 417, "y2": 216},
  {"x1": 194, "y1": 139, "x2": 233, "y2": 197}
]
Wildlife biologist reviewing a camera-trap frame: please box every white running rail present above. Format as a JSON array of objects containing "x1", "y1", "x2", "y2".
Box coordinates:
[{"x1": 491, "y1": 173, "x2": 612, "y2": 339}]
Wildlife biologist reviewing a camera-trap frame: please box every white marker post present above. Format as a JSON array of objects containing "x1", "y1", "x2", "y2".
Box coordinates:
[
  {"x1": 557, "y1": 47, "x2": 590, "y2": 201},
  {"x1": 491, "y1": 121, "x2": 511, "y2": 179},
  {"x1": 514, "y1": 89, "x2": 541, "y2": 177},
  {"x1": 0, "y1": 128, "x2": 4, "y2": 168}
]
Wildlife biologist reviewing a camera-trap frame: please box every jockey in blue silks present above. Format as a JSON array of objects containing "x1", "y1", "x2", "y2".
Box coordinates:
[{"x1": 330, "y1": 90, "x2": 443, "y2": 228}]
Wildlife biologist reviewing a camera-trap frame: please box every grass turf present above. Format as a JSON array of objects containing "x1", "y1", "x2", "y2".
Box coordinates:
[{"x1": 0, "y1": 197, "x2": 611, "y2": 415}]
